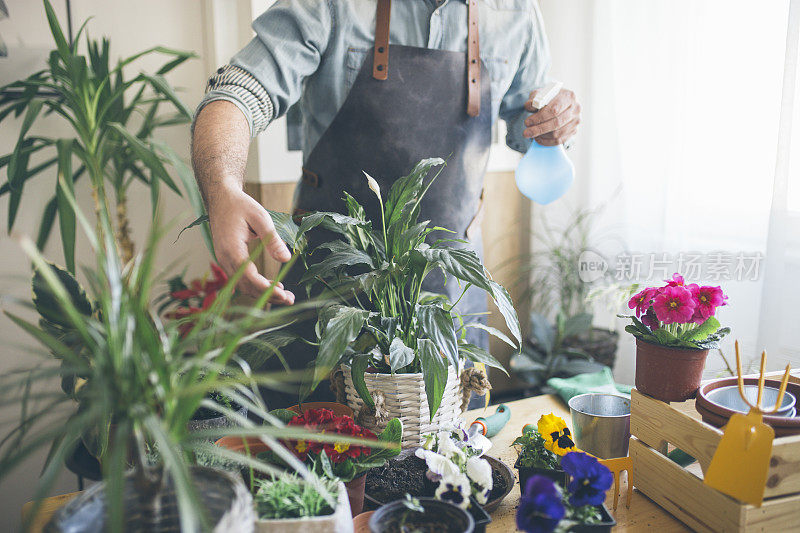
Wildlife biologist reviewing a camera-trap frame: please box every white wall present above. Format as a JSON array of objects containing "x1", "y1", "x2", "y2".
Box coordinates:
[{"x1": 0, "y1": 1, "x2": 213, "y2": 528}]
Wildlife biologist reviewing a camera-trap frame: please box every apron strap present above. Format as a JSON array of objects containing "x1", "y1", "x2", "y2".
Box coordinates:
[
  {"x1": 372, "y1": 0, "x2": 391, "y2": 81},
  {"x1": 466, "y1": 0, "x2": 481, "y2": 117},
  {"x1": 372, "y1": 0, "x2": 481, "y2": 117}
]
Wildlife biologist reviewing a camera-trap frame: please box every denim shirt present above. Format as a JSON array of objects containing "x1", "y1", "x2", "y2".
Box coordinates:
[{"x1": 197, "y1": 0, "x2": 551, "y2": 159}]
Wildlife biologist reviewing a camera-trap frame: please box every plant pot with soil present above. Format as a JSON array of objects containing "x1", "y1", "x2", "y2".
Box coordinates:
[
  {"x1": 516, "y1": 452, "x2": 615, "y2": 533},
  {"x1": 281, "y1": 159, "x2": 520, "y2": 445},
  {"x1": 369, "y1": 496, "x2": 474, "y2": 533},
  {"x1": 253, "y1": 474, "x2": 353, "y2": 533},
  {"x1": 622, "y1": 274, "x2": 730, "y2": 402},
  {"x1": 512, "y1": 414, "x2": 577, "y2": 489}
]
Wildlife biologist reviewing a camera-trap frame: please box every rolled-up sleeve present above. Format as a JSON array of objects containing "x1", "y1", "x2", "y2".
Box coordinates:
[
  {"x1": 194, "y1": 0, "x2": 334, "y2": 137},
  {"x1": 499, "y1": 0, "x2": 551, "y2": 153}
]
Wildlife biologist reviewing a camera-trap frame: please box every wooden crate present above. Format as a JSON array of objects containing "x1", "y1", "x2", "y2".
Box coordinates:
[{"x1": 630, "y1": 388, "x2": 800, "y2": 532}]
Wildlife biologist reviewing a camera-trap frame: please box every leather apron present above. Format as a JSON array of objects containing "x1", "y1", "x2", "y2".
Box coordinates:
[{"x1": 268, "y1": 0, "x2": 492, "y2": 408}]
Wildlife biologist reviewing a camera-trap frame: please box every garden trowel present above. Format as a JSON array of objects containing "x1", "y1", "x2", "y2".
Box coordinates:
[
  {"x1": 468, "y1": 404, "x2": 511, "y2": 439},
  {"x1": 703, "y1": 341, "x2": 791, "y2": 506}
]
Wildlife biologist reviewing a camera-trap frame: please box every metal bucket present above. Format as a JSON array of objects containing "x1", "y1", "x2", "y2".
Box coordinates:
[{"x1": 568, "y1": 393, "x2": 631, "y2": 458}]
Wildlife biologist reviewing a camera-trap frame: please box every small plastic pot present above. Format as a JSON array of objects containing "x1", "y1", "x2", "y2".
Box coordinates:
[
  {"x1": 346, "y1": 472, "x2": 367, "y2": 516},
  {"x1": 514, "y1": 458, "x2": 568, "y2": 490},
  {"x1": 568, "y1": 504, "x2": 616, "y2": 532},
  {"x1": 635, "y1": 338, "x2": 709, "y2": 402},
  {"x1": 369, "y1": 497, "x2": 474, "y2": 533}
]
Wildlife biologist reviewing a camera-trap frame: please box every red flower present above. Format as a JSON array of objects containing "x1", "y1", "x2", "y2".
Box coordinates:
[
  {"x1": 628, "y1": 288, "x2": 656, "y2": 317},
  {"x1": 204, "y1": 263, "x2": 228, "y2": 292},
  {"x1": 689, "y1": 285, "x2": 727, "y2": 323},
  {"x1": 653, "y1": 285, "x2": 696, "y2": 324},
  {"x1": 171, "y1": 288, "x2": 200, "y2": 300},
  {"x1": 664, "y1": 273, "x2": 685, "y2": 287},
  {"x1": 641, "y1": 308, "x2": 660, "y2": 331}
]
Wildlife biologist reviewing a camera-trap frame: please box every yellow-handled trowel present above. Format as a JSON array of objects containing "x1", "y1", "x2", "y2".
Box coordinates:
[{"x1": 703, "y1": 340, "x2": 791, "y2": 506}]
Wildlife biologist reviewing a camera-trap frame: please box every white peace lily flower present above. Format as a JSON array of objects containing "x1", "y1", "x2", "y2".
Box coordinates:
[
  {"x1": 415, "y1": 449, "x2": 461, "y2": 479},
  {"x1": 435, "y1": 472, "x2": 472, "y2": 510},
  {"x1": 364, "y1": 171, "x2": 381, "y2": 201}
]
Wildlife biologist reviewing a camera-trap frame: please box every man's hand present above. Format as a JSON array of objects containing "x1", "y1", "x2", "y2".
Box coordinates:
[
  {"x1": 207, "y1": 185, "x2": 295, "y2": 303},
  {"x1": 192, "y1": 100, "x2": 295, "y2": 304},
  {"x1": 523, "y1": 88, "x2": 581, "y2": 146}
]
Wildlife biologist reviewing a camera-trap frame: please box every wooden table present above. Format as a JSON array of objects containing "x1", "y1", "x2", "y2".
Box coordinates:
[
  {"x1": 26, "y1": 394, "x2": 691, "y2": 532},
  {"x1": 464, "y1": 394, "x2": 691, "y2": 532}
]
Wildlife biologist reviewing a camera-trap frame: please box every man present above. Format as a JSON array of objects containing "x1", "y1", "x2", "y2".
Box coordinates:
[{"x1": 192, "y1": 0, "x2": 580, "y2": 407}]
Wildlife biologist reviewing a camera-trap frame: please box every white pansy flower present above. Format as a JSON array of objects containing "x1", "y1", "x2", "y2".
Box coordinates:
[
  {"x1": 415, "y1": 448, "x2": 461, "y2": 480},
  {"x1": 435, "y1": 472, "x2": 472, "y2": 510},
  {"x1": 466, "y1": 456, "x2": 493, "y2": 504},
  {"x1": 437, "y1": 432, "x2": 466, "y2": 461},
  {"x1": 364, "y1": 171, "x2": 381, "y2": 201}
]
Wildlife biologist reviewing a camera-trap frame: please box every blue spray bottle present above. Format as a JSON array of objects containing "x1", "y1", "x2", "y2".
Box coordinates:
[{"x1": 515, "y1": 80, "x2": 575, "y2": 205}]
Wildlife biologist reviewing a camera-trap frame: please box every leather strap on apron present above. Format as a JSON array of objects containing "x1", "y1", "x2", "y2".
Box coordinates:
[
  {"x1": 372, "y1": 0, "x2": 481, "y2": 116},
  {"x1": 372, "y1": 0, "x2": 391, "y2": 81}
]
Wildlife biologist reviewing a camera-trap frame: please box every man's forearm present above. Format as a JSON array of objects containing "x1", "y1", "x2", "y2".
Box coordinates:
[{"x1": 191, "y1": 100, "x2": 252, "y2": 210}]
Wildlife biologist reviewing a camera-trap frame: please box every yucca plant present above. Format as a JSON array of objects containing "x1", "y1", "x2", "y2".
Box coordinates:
[
  {"x1": 0, "y1": 178, "x2": 396, "y2": 529},
  {"x1": 273, "y1": 158, "x2": 521, "y2": 418},
  {"x1": 0, "y1": 0, "x2": 209, "y2": 269}
]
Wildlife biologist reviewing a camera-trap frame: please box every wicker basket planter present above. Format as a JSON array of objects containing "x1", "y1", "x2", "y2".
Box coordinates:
[{"x1": 342, "y1": 366, "x2": 464, "y2": 447}]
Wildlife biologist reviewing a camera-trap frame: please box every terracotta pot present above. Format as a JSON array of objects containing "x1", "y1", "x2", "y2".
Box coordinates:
[
  {"x1": 346, "y1": 472, "x2": 367, "y2": 516},
  {"x1": 353, "y1": 511, "x2": 374, "y2": 533},
  {"x1": 288, "y1": 402, "x2": 354, "y2": 419},
  {"x1": 634, "y1": 338, "x2": 709, "y2": 402}
]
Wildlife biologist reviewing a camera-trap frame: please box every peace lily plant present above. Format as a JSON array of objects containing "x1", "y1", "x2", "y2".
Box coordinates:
[{"x1": 294, "y1": 158, "x2": 521, "y2": 419}]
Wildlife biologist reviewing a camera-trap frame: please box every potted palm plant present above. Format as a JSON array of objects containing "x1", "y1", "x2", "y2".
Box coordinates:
[
  {"x1": 284, "y1": 159, "x2": 521, "y2": 445},
  {"x1": 622, "y1": 273, "x2": 730, "y2": 402},
  {"x1": 0, "y1": 0, "x2": 209, "y2": 270}
]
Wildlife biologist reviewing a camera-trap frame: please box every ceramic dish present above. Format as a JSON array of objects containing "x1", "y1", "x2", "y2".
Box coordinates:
[
  {"x1": 704, "y1": 384, "x2": 795, "y2": 416},
  {"x1": 695, "y1": 377, "x2": 800, "y2": 437}
]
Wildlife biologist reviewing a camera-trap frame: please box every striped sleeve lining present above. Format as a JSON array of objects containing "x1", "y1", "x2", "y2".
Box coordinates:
[{"x1": 203, "y1": 65, "x2": 275, "y2": 136}]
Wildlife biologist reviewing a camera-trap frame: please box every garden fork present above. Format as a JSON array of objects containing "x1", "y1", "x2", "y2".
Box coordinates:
[{"x1": 599, "y1": 456, "x2": 633, "y2": 510}]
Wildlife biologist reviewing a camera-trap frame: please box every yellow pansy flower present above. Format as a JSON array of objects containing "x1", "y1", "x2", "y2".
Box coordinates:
[{"x1": 537, "y1": 413, "x2": 576, "y2": 456}]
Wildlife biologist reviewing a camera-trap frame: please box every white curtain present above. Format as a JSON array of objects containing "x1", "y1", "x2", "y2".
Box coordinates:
[{"x1": 540, "y1": 0, "x2": 799, "y2": 381}]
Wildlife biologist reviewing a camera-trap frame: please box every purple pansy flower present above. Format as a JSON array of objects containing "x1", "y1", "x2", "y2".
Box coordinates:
[
  {"x1": 561, "y1": 452, "x2": 614, "y2": 508},
  {"x1": 516, "y1": 475, "x2": 566, "y2": 533}
]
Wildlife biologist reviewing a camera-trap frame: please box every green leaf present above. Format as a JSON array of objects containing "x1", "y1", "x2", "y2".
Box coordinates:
[
  {"x1": 32, "y1": 263, "x2": 92, "y2": 328},
  {"x1": 388, "y1": 337, "x2": 415, "y2": 373},
  {"x1": 144, "y1": 74, "x2": 193, "y2": 119},
  {"x1": 268, "y1": 408, "x2": 299, "y2": 425},
  {"x1": 680, "y1": 316, "x2": 720, "y2": 342},
  {"x1": 300, "y1": 246, "x2": 373, "y2": 284},
  {"x1": 458, "y1": 343, "x2": 509, "y2": 376},
  {"x1": 562, "y1": 313, "x2": 593, "y2": 339},
  {"x1": 413, "y1": 248, "x2": 492, "y2": 292},
  {"x1": 314, "y1": 306, "x2": 368, "y2": 387},
  {"x1": 489, "y1": 281, "x2": 521, "y2": 345},
  {"x1": 43, "y1": 0, "x2": 71, "y2": 63},
  {"x1": 55, "y1": 140, "x2": 76, "y2": 273},
  {"x1": 418, "y1": 339, "x2": 448, "y2": 421},
  {"x1": 530, "y1": 312, "x2": 555, "y2": 354},
  {"x1": 266, "y1": 209, "x2": 300, "y2": 250},
  {"x1": 464, "y1": 322, "x2": 517, "y2": 348},
  {"x1": 109, "y1": 122, "x2": 181, "y2": 194},
  {"x1": 350, "y1": 354, "x2": 373, "y2": 407},
  {"x1": 35, "y1": 196, "x2": 58, "y2": 250},
  {"x1": 384, "y1": 158, "x2": 444, "y2": 227},
  {"x1": 417, "y1": 304, "x2": 459, "y2": 369},
  {"x1": 366, "y1": 418, "x2": 403, "y2": 463}
]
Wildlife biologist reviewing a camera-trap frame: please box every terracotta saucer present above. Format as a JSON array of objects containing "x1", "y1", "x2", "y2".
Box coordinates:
[{"x1": 695, "y1": 377, "x2": 800, "y2": 437}]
